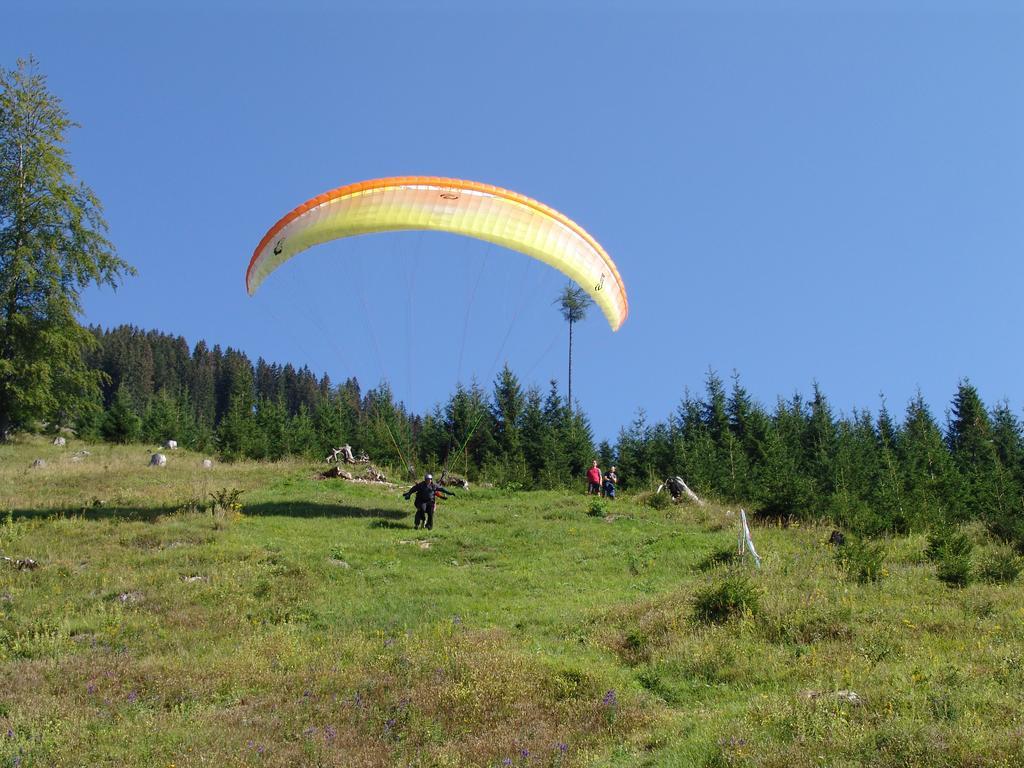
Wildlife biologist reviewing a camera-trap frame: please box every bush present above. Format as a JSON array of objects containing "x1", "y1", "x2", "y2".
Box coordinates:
[
  {"x1": 644, "y1": 491, "x2": 672, "y2": 510},
  {"x1": 978, "y1": 546, "x2": 1022, "y2": 584},
  {"x1": 694, "y1": 547, "x2": 738, "y2": 572},
  {"x1": 926, "y1": 528, "x2": 973, "y2": 563},
  {"x1": 927, "y1": 526, "x2": 974, "y2": 588},
  {"x1": 936, "y1": 555, "x2": 972, "y2": 588},
  {"x1": 588, "y1": 500, "x2": 606, "y2": 517},
  {"x1": 835, "y1": 536, "x2": 886, "y2": 584},
  {"x1": 692, "y1": 572, "x2": 760, "y2": 624}
]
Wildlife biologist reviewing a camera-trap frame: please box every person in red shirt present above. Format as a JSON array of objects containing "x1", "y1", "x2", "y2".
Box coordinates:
[{"x1": 586, "y1": 460, "x2": 602, "y2": 495}]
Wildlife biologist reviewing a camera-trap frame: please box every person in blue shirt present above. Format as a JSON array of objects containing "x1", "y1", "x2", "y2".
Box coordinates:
[{"x1": 602, "y1": 466, "x2": 618, "y2": 499}]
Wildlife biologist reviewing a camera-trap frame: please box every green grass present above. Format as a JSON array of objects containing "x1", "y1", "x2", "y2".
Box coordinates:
[{"x1": 2, "y1": 436, "x2": 1023, "y2": 766}]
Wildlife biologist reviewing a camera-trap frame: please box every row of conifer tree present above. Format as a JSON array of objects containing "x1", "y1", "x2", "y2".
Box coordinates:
[{"x1": 81, "y1": 325, "x2": 1024, "y2": 544}]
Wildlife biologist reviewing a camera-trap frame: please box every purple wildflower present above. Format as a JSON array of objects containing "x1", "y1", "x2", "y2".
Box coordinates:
[
  {"x1": 6, "y1": 729, "x2": 13, "y2": 739},
  {"x1": 247, "y1": 740, "x2": 255, "y2": 749},
  {"x1": 602, "y1": 689, "x2": 618, "y2": 707},
  {"x1": 502, "y1": 759, "x2": 513, "y2": 767},
  {"x1": 256, "y1": 743, "x2": 265, "y2": 755},
  {"x1": 86, "y1": 683, "x2": 96, "y2": 695},
  {"x1": 557, "y1": 742, "x2": 568, "y2": 753},
  {"x1": 303, "y1": 690, "x2": 311, "y2": 699},
  {"x1": 520, "y1": 747, "x2": 530, "y2": 759},
  {"x1": 303, "y1": 726, "x2": 317, "y2": 737},
  {"x1": 12, "y1": 756, "x2": 21, "y2": 767},
  {"x1": 353, "y1": 691, "x2": 363, "y2": 707},
  {"x1": 127, "y1": 690, "x2": 139, "y2": 703},
  {"x1": 324, "y1": 725, "x2": 337, "y2": 742}
]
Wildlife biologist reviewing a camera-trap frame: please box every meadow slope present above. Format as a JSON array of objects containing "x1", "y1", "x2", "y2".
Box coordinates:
[{"x1": 1, "y1": 437, "x2": 1022, "y2": 767}]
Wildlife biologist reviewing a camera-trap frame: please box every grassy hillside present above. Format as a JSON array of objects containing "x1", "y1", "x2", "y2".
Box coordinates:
[{"x1": 1, "y1": 437, "x2": 1022, "y2": 767}]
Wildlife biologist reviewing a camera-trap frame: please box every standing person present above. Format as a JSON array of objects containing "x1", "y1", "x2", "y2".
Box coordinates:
[
  {"x1": 586, "y1": 460, "x2": 602, "y2": 495},
  {"x1": 403, "y1": 473, "x2": 455, "y2": 530},
  {"x1": 603, "y1": 466, "x2": 618, "y2": 499}
]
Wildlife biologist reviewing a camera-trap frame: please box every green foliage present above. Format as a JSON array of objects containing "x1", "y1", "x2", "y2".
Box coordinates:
[
  {"x1": 56, "y1": 328, "x2": 1024, "y2": 551},
  {"x1": 694, "y1": 546, "x2": 738, "y2": 572},
  {"x1": 588, "y1": 500, "x2": 606, "y2": 517},
  {"x1": 926, "y1": 526, "x2": 975, "y2": 588},
  {"x1": 0, "y1": 57, "x2": 135, "y2": 438},
  {"x1": 835, "y1": 536, "x2": 886, "y2": 584},
  {"x1": 925, "y1": 527, "x2": 973, "y2": 563},
  {"x1": 692, "y1": 571, "x2": 760, "y2": 624},
  {"x1": 978, "y1": 545, "x2": 1022, "y2": 584},
  {"x1": 936, "y1": 553, "x2": 973, "y2": 588},
  {"x1": 208, "y1": 487, "x2": 244, "y2": 514},
  {"x1": 644, "y1": 490, "x2": 672, "y2": 510},
  {"x1": 100, "y1": 387, "x2": 141, "y2": 444}
]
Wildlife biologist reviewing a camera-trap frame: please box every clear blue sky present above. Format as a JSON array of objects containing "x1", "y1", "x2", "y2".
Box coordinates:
[{"x1": 5, "y1": 1, "x2": 1022, "y2": 441}]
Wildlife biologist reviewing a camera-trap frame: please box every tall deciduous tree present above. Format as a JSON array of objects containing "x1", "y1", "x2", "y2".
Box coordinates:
[
  {"x1": 0, "y1": 58, "x2": 134, "y2": 437},
  {"x1": 555, "y1": 284, "x2": 592, "y2": 411}
]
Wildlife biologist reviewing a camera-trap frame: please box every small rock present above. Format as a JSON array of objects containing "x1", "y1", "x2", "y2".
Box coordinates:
[
  {"x1": 201, "y1": 458, "x2": 214, "y2": 469},
  {"x1": 16, "y1": 558, "x2": 39, "y2": 570},
  {"x1": 182, "y1": 575, "x2": 208, "y2": 583},
  {"x1": 74, "y1": 449, "x2": 91, "y2": 457},
  {"x1": 327, "y1": 558, "x2": 350, "y2": 568},
  {"x1": 418, "y1": 541, "x2": 431, "y2": 550},
  {"x1": 117, "y1": 591, "x2": 143, "y2": 605},
  {"x1": 31, "y1": 458, "x2": 46, "y2": 469},
  {"x1": 800, "y1": 689, "x2": 862, "y2": 705},
  {"x1": 149, "y1": 453, "x2": 167, "y2": 467},
  {"x1": 164, "y1": 439, "x2": 178, "y2": 450},
  {"x1": 52, "y1": 436, "x2": 66, "y2": 447}
]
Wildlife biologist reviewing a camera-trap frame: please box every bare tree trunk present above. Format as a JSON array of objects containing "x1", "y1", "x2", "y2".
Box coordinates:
[{"x1": 567, "y1": 318, "x2": 574, "y2": 411}]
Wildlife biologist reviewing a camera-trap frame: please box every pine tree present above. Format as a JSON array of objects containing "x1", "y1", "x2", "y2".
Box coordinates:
[
  {"x1": 990, "y1": 401, "x2": 1024, "y2": 488},
  {"x1": 141, "y1": 388, "x2": 181, "y2": 444},
  {"x1": 101, "y1": 386, "x2": 141, "y2": 444},
  {"x1": 287, "y1": 403, "x2": 317, "y2": 458},
  {"x1": 898, "y1": 391, "x2": 954, "y2": 528},
  {"x1": 520, "y1": 386, "x2": 548, "y2": 483},
  {"x1": 946, "y1": 380, "x2": 1001, "y2": 520},
  {"x1": 488, "y1": 364, "x2": 527, "y2": 484}
]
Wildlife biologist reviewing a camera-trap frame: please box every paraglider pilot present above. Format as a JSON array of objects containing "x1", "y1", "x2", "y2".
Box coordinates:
[{"x1": 403, "y1": 473, "x2": 455, "y2": 530}]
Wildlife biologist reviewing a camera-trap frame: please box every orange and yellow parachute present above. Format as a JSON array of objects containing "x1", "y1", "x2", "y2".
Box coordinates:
[{"x1": 246, "y1": 176, "x2": 628, "y2": 331}]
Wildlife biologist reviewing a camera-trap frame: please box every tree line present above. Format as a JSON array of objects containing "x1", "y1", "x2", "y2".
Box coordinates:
[{"x1": 79, "y1": 325, "x2": 1024, "y2": 545}]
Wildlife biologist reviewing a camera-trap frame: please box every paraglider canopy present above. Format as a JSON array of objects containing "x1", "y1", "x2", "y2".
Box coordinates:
[{"x1": 246, "y1": 176, "x2": 628, "y2": 331}]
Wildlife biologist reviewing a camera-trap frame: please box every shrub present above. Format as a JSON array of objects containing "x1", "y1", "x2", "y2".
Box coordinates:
[
  {"x1": 209, "y1": 488, "x2": 245, "y2": 528},
  {"x1": 694, "y1": 547, "x2": 738, "y2": 572},
  {"x1": 835, "y1": 536, "x2": 886, "y2": 584},
  {"x1": 588, "y1": 500, "x2": 606, "y2": 517},
  {"x1": 927, "y1": 526, "x2": 974, "y2": 588},
  {"x1": 936, "y1": 555, "x2": 972, "y2": 588},
  {"x1": 644, "y1": 491, "x2": 672, "y2": 510},
  {"x1": 978, "y1": 546, "x2": 1022, "y2": 584},
  {"x1": 926, "y1": 528, "x2": 973, "y2": 563},
  {"x1": 692, "y1": 572, "x2": 760, "y2": 624}
]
